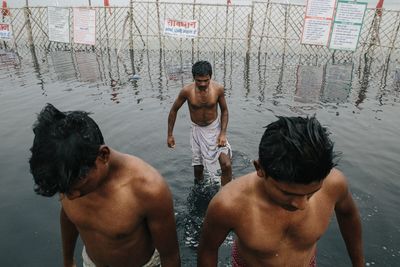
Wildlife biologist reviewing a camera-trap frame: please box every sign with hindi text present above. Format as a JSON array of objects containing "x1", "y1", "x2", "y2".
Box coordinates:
[
  {"x1": 0, "y1": 23, "x2": 12, "y2": 41},
  {"x1": 164, "y1": 19, "x2": 198, "y2": 38}
]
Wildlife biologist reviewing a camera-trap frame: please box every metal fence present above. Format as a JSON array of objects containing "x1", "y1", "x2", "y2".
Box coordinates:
[{"x1": 1, "y1": 1, "x2": 400, "y2": 61}]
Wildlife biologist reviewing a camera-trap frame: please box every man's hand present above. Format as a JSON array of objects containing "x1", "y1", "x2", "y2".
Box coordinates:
[
  {"x1": 167, "y1": 135, "x2": 176, "y2": 148},
  {"x1": 217, "y1": 133, "x2": 227, "y2": 147}
]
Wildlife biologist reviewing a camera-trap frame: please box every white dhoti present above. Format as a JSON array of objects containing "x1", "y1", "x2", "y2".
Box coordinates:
[
  {"x1": 190, "y1": 118, "x2": 232, "y2": 174},
  {"x1": 82, "y1": 246, "x2": 161, "y2": 267}
]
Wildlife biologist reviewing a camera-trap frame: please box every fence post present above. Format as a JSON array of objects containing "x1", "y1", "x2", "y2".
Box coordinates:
[
  {"x1": 24, "y1": 1, "x2": 39, "y2": 72},
  {"x1": 156, "y1": 0, "x2": 162, "y2": 53},
  {"x1": 258, "y1": 1, "x2": 270, "y2": 55},
  {"x1": 246, "y1": 3, "x2": 254, "y2": 56},
  {"x1": 223, "y1": 2, "x2": 229, "y2": 58},
  {"x1": 191, "y1": 0, "x2": 196, "y2": 63},
  {"x1": 129, "y1": 0, "x2": 135, "y2": 75},
  {"x1": 129, "y1": 0, "x2": 134, "y2": 51},
  {"x1": 24, "y1": 3, "x2": 34, "y2": 49}
]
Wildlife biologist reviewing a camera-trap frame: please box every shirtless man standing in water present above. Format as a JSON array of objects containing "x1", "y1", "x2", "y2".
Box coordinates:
[
  {"x1": 198, "y1": 116, "x2": 364, "y2": 267},
  {"x1": 29, "y1": 104, "x2": 180, "y2": 267},
  {"x1": 167, "y1": 60, "x2": 232, "y2": 186}
]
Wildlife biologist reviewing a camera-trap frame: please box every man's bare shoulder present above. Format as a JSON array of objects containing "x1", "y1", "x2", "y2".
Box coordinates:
[
  {"x1": 210, "y1": 172, "x2": 258, "y2": 213},
  {"x1": 210, "y1": 80, "x2": 224, "y2": 93},
  {"x1": 181, "y1": 83, "x2": 195, "y2": 94},
  {"x1": 120, "y1": 154, "x2": 168, "y2": 197},
  {"x1": 321, "y1": 168, "x2": 349, "y2": 200}
]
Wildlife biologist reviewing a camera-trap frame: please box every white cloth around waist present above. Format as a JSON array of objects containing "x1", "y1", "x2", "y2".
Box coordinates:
[
  {"x1": 82, "y1": 246, "x2": 161, "y2": 267},
  {"x1": 190, "y1": 118, "x2": 232, "y2": 174}
]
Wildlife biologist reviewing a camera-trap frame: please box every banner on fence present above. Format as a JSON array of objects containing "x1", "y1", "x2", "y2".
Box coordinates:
[
  {"x1": 0, "y1": 23, "x2": 11, "y2": 41},
  {"x1": 48, "y1": 7, "x2": 70, "y2": 43},
  {"x1": 301, "y1": 0, "x2": 336, "y2": 46},
  {"x1": 163, "y1": 19, "x2": 198, "y2": 38},
  {"x1": 73, "y1": 8, "x2": 96, "y2": 45},
  {"x1": 329, "y1": 0, "x2": 367, "y2": 51}
]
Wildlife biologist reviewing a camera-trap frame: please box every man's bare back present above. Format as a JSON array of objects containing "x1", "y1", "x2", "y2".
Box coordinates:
[
  {"x1": 61, "y1": 151, "x2": 179, "y2": 267},
  {"x1": 29, "y1": 104, "x2": 180, "y2": 267}
]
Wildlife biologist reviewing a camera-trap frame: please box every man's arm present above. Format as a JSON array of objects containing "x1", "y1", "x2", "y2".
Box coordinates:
[
  {"x1": 334, "y1": 175, "x2": 364, "y2": 267},
  {"x1": 217, "y1": 87, "x2": 229, "y2": 146},
  {"x1": 198, "y1": 194, "x2": 232, "y2": 267},
  {"x1": 60, "y1": 207, "x2": 79, "y2": 267},
  {"x1": 146, "y1": 179, "x2": 180, "y2": 267},
  {"x1": 167, "y1": 90, "x2": 187, "y2": 148}
]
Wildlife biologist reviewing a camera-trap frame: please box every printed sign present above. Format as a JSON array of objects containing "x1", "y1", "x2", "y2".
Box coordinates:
[
  {"x1": 164, "y1": 19, "x2": 198, "y2": 38},
  {"x1": 329, "y1": 0, "x2": 367, "y2": 51},
  {"x1": 0, "y1": 23, "x2": 12, "y2": 41},
  {"x1": 73, "y1": 8, "x2": 96, "y2": 45},
  {"x1": 301, "y1": 0, "x2": 336, "y2": 46},
  {"x1": 48, "y1": 7, "x2": 70, "y2": 43}
]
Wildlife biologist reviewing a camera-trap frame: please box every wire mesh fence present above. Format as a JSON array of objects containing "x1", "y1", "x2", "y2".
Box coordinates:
[{"x1": 1, "y1": 1, "x2": 400, "y2": 61}]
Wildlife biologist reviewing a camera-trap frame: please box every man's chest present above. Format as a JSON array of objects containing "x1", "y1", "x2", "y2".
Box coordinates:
[
  {"x1": 236, "y1": 202, "x2": 335, "y2": 254},
  {"x1": 63, "y1": 198, "x2": 144, "y2": 240}
]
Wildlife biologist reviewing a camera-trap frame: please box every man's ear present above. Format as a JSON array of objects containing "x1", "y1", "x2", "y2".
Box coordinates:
[
  {"x1": 253, "y1": 159, "x2": 265, "y2": 178},
  {"x1": 98, "y1": 145, "x2": 110, "y2": 163}
]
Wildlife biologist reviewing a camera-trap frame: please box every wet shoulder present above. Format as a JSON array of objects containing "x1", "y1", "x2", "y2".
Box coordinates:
[
  {"x1": 211, "y1": 173, "x2": 257, "y2": 212},
  {"x1": 181, "y1": 83, "x2": 195, "y2": 96},
  {"x1": 210, "y1": 80, "x2": 224, "y2": 94},
  {"x1": 124, "y1": 155, "x2": 167, "y2": 197},
  {"x1": 322, "y1": 168, "x2": 349, "y2": 201}
]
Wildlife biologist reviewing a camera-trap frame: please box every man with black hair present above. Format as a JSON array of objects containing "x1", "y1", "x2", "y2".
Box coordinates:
[
  {"x1": 167, "y1": 60, "x2": 232, "y2": 186},
  {"x1": 29, "y1": 104, "x2": 180, "y2": 267},
  {"x1": 198, "y1": 116, "x2": 364, "y2": 267}
]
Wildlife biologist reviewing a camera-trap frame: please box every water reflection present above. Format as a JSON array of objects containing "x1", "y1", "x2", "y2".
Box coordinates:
[
  {"x1": 50, "y1": 51, "x2": 77, "y2": 81},
  {"x1": 75, "y1": 52, "x2": 101, "y2": 82},
  {"x1": 2, "y1": 46, "x2": 400, "y2": 266},
  {"x1": 355, "y1": 54, "x2": 372, "y2": 107},
  {"x1": 165, "y1": 62, "x2": 192, "y2": 81},
  {"x1": 322, "y1": 63, "x2": 353, "y2": 103},
  {"x1": 295, "y1": 65, "x2": 323, "y2": 103},
  {"x1": 0, "y1": 50, "x2": 20, "y2": 67},
  {"x1": 7, "y1": 46, "x2": 400, "y2": 110}
]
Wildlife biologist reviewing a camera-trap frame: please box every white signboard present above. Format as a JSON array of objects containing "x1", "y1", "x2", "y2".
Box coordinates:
[
  {"x1": 0, "y1": 23, "x2": 12, "y2": 41},
  {"x1": 305, "y1": 0, "x2": 336, "y2": 18},
  {"x1": 73, "y1": 8, "x2": 96, "y2": 45},
  {"x1": 48, "y1": 7, "x2": 70, "y2": 43},
  {"x1": 301, "y1": 0, "x2": 336, "y2": 46},
  {"x1": 329, "y1": 0, "x2": 367, "y2": 51},
  {"x1": 164, "y1": 19, "x2": 198, "y2": 38}
]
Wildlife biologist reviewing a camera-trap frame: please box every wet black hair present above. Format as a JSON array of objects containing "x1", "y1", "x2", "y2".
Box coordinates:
[
  {"x1": 192, "y1": 60, "x2": 212, "y2": 78},
  {"x1": 29, "y1": 103, "x2": 104, "y2": 197},
  {"x1": 258, "y1": 116, "x2": 338, "y2": 184}
]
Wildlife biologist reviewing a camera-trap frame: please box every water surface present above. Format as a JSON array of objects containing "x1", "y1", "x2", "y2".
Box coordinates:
[{"x1": 0, "y1": 48, "x2": 399, "y2": 266}]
